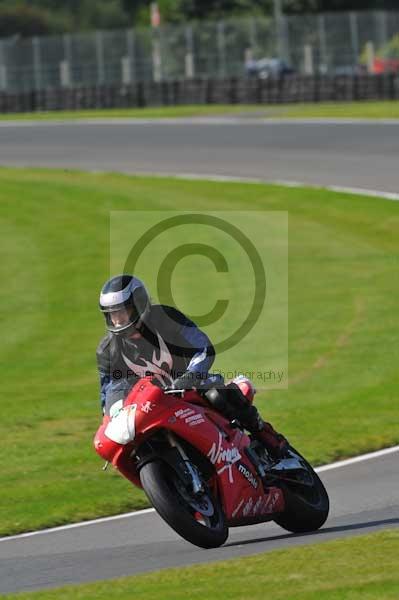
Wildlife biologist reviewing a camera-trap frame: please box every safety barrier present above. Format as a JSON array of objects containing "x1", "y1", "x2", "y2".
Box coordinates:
[{"x1": 0, "y1": 74, "x2": 398, "y2": 113}]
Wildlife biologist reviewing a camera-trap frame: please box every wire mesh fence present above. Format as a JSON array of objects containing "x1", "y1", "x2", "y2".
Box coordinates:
[{"x1": 0, "y1": 11, "x2": 398, "y2": 93}]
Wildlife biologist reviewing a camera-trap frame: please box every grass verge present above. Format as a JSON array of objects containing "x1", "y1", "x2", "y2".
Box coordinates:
[
  {"x1": 274, "y1": 100, "x2": 399, "y2": 119},
  {"x1": 0, "y1": 168, "x2": 398, "y2": 535},
  {"x1": 3, "y1": 529, "x2": 399, "y2": 599},
  {"x1": 0, "y1": 104, "x2": 261, "y2": 120},
  {"x1": 0, "y1": 100, "x2": 399, "y2": 121}
]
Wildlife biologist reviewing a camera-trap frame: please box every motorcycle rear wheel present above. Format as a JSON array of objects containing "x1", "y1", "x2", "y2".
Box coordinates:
[
  {"x1": 140, "y1": 459, "x2": 228, "y2": 548},
  {"x1": 273, "y1": 446, "x2": 329, "y2": 533}
]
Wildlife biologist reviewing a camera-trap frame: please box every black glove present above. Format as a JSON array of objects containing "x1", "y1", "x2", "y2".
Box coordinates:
[{"x1": 171, "y1": 371, "x2": 198, "y2": 391}]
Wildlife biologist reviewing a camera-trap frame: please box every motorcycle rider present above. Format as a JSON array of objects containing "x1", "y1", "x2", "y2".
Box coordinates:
[{"x1": 96, "y1": 274, "x2": 287, "y2": 459}]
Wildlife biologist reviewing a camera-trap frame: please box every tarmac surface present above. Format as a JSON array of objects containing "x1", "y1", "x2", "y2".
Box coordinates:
[
  {"x1": 0, "y1": 450, "x2": 398, "y2": 594},
  {"x1": 0, "y1": 118, "x2": 399, "y2": 193}
]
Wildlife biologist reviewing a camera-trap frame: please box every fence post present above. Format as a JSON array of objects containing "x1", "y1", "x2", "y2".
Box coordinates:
[
  {"x1": 152, "y1": 29, "x2": 162, "y2": 82},
  {"x1": 121, "y1": 57, "x2": 131, "y2": 85},
  {"x1": 304, "y1": 44, "x2": 314, "y2": 75},
  {"x1": 349, "y1": 12, "x2": 359, "y2": 67},
  {"x1": 63, "y1": 33, "x2": 73, "y2": 86},
  {"x1": 217, "y1": 21, "x2": 226, "y2": 78},
  {"x1": 0, "y1": 65, "x2": 7, "y2": 91},
  {"x1": 318, "y1": 15, "x2": 328, "y2": 74},
  {"x1": 32, "y1": 37, "x2": 42, "y2": 91},
  {"x1": 0, "y1": 40, "x2": 7, "y2": 91},
  {"x1": 185, "y1": 25, "x2": 194, "y2": 79},
  {"x1": 96, "y1": 31, "x2": 105, "y2": 85},
  {"x1": 126, "y1": 29, "x2": 135, "y2": 83},
  {"x1": 60, "y1": 61, "x2": 71, "y2": 87}
]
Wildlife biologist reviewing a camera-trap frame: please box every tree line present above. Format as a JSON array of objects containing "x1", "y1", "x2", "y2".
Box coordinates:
[{"x1": 0, "y1": 0, "x2": 396, "y2": 38}]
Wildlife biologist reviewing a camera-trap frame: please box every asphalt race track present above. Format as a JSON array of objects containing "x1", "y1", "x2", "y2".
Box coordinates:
[
  {"x1": 0, "y1": 118, "x2": 399, "y2": 193},
  {"x1": 0, "y1": 450, "x2": 398, "y2": 593},
  {"x1": 0, "y1": 118, "x2": 398, "y2": 593}
]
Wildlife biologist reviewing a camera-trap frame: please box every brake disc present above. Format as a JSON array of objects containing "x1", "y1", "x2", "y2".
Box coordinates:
[
  {"x1": 188, "y1": 494, "x2": 215, "y2": 517},
  {"x1": 175, "y1": 477, "x2": 215, "y2": 517}
]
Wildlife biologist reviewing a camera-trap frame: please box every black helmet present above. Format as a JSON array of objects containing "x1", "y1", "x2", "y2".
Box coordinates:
[{"x1": 99, "y1": 275, "x2": 150, "y2": 335}]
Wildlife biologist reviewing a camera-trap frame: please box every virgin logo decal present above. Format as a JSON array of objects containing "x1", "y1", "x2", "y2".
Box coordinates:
[{"x1": 207, "y1": 433, "x2": 241, "y2": 483}]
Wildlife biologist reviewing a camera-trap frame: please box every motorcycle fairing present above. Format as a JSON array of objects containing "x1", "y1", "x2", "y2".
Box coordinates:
[{"x1": 93, "y1": 378, "x2": 284, "y2": 523}]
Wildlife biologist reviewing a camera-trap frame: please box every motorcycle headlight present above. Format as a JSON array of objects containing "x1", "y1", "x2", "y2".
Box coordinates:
[{"x1": 104, "y1": 404, "x2": 137, "y2": 445}]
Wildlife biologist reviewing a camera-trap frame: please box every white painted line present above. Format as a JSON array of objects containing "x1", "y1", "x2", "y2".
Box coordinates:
[
  {"x1": 315, "y1": 444, "x2": 399, "y2": 473},
  {"x1": 0, "y1": 445, "x2": 397, "y2": 543},
  {"x1": 118, "y1": 171, "x2": 399, "y2": 202},
  {"x1": 0, "y1": 508, "x2": 156, "y2": 542},
  {"x1": 260, "y1": 118, "x2": 399, "y2": 125},
  {"x1": 328, "y1": 185, "x2": 399, "y2": 202},
  {"x1": 1, "y1": 117, "x2": 399, "y2": 127},
  {"x1": 179, "y1": 174, "x2": 399, "y2": 201}
]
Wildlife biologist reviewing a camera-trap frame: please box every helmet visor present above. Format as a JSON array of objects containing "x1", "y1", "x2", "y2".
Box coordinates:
[
  {"x1": 109, "y1": 306, "x2": 132, "y2": 328},
  {"x1": 99, "y1": 276, "x2": 149, "y2": 335},
  {"x1": 102, "y1": 299, "x2": 141, "y2": 334}
]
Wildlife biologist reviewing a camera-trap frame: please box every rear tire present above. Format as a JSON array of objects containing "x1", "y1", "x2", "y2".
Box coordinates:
[
  {"x1": 273, "y1": 446, "x2": 329, "y2": 533},
  {"x1": 140, "y1": 459, "x2": 228, "y2": 548}
]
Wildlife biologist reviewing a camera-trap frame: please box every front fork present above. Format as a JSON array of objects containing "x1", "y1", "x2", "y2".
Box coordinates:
[{"x1": 166, "y1": 431, "x2": 204, "y2": 496}]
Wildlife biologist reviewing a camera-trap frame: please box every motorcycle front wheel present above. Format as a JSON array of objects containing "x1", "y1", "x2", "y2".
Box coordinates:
[{"x1": 140, "y1": 459, "x2": 228, "y2": 548}]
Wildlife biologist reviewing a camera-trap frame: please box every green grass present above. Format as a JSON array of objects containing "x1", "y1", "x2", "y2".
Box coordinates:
[
  {"x1": 3, "y1": 529, "x2": 399, "y2": 599},
  {"x1": 1, "y1": 100, "x2": 399, "y2": 121},
  {"x1": 0, "y1": 104, "x2": 264, "y2": 120},
  {"x1": 276, "y1": 100, "x2": 399, "y2": 119},
  {"x1": 1, "y1": 168, "x2": 398, "y2": 536}
]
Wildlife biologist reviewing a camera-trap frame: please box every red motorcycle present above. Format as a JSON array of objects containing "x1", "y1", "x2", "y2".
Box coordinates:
[{"x1": 94, "y1": 377, "x2": 329, "y2": 548}]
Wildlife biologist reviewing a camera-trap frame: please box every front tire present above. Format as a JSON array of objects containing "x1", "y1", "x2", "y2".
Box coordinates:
[
  {"x1": 273, "y1": 446, "x2": 329, "y2": 533},
  {"x1": 140, "y1": 459, "x2": 228, "y2": 548}
]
